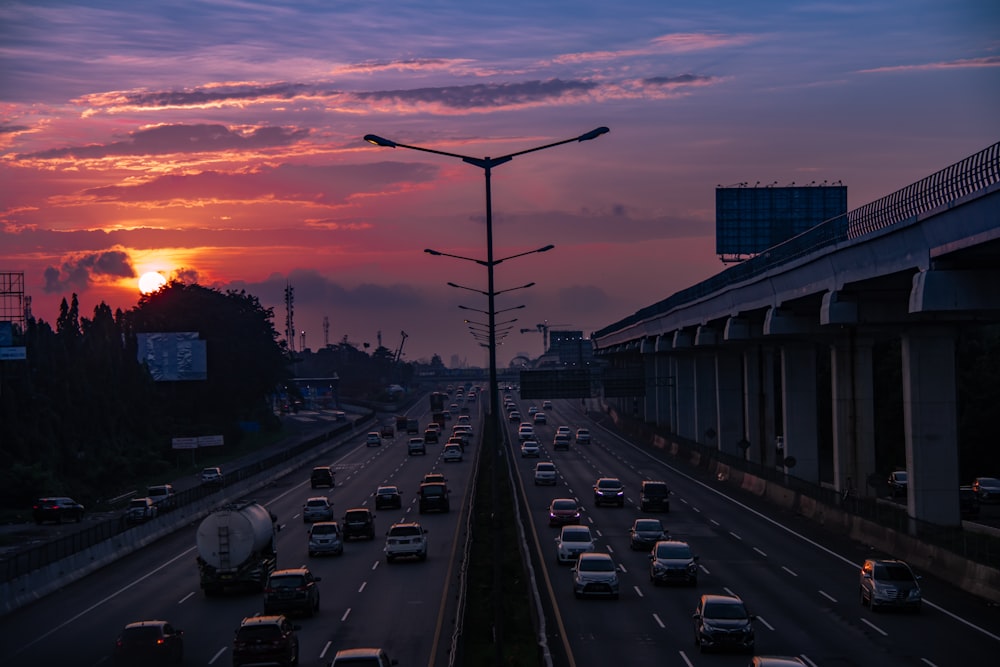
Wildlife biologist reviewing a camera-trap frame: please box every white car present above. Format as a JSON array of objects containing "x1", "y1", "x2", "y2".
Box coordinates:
[
  {"x1": 442, "y1": 443, "x2": 463, "y2": 462},
  {"x1": 533, "y1": 412, "x2": 547, "y2": 424},
  {"x1": 518, "y1": 423, "x2": 535, "y2": 441},
  {"x1": 365, "y1": 431, "x2": 382, "y2": 446},
  {"x1": 302, "y1": 496, "x2": 334, "y2": 523},
  {"x1": 556, "y1": 525, "x2": 595, "y2": 563},
  {"x1": 556, "y1": 426, "x2": 571, "y2": 437},
  {"x1": 384, "y1": 522, "x2": 428, "y2": 562},
  {"x1": 200, "y1": 466, "x2": 223, "y2": 485},
  {"x1": 572, "y1": 552, "x2": 620, "y2": 598},
  {"x1": 520, "y1": 440, "x2": 540, "y2": 458},
  {"x1": 575, "y1": 428, "x2": 591, "y2": 444},
  {"x1": 534, "y1": 461, "x2": 557, "y2": 485}
]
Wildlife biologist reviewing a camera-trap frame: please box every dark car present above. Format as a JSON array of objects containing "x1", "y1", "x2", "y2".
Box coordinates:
[
  {"x1": 147, "y1": 484, "x2": 177, "y2": 512},
  {"x1": 374, "y1": 485, "x2": 402, "y2": 510},
  {"x1": 33, "y1": 496, "x2": 84, "y2": 524},
  {"x1": 342, "y1": 508, "x2": 376, "y2": 540},
  {"x1": 693, "y1": 594, "x2": 755, "y2": 653},
  {"x1": 649, "y1": 539, "x2": 699, "y2": 586},
  {"x1": 114, "y1": 620, "x2": 184, "y2": 666},
  {"x1": 232, "y1": 615, "x2": 300, "y2": 667},
  {"x1": 593, "y1": 477, "x2": 625, "y2": 507},
  {"x1": 959, "y1": 486, "x2": 981, "y2": 518},
  {"x1": 888, "y1": 470, "x2": 908, "y2": 498},
  {"x1": 639, "y1": 480, "x2": 671, "y2": 512},
  {"x1": 263, "y1": 568, "x2": 322, "y2": 617},
  {"x1": 548, "y1": 498, "x2": 581, "y2": 526},
  {"x1": 973, "y1": 476, "x2": 1000, "y2": 502},
  {"x1": 418, "y1": 482, "x2": 451, "y2": 513},
  {"x1": 311, "y1": 466, "x2": 335, "y2": 489},
  {"x1": 330, "y1": 648, "x2": 398, "y2": 666},
  {"x1": 629, "y1": 518, "x2": 668, "y2": 551}
]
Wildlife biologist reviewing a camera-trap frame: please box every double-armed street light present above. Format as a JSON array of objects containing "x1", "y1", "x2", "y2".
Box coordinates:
[{"x1": 364, "y1": 127, "x2": 609, "y2": 661}]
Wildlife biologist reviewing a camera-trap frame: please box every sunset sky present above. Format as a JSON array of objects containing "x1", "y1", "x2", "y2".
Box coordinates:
[{"x1": 2, "y1": 1, "x2": 998, "y2": 367}]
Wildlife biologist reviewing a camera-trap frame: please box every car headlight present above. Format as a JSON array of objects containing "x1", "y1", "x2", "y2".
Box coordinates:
[
  {"x1": 908, "y1": 589, "x2": 921, "y2": 600},
  {"x1": 687, "y1": 562, "x2": 698, "y2": 571}
]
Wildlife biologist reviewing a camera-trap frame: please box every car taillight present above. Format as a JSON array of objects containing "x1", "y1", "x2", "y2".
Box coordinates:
[
  {"x1": 265, "y1": 587, "x2": 274, "y2": 594},
  {"x1": 156, "y1": 638, "x2": 165, "y2": 645}
]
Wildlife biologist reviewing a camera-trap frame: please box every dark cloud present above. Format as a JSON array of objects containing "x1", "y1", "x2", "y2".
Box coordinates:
[
  {"x1": 26, "y1": 124, "x2": 310, "y2": 159},
  {"x1": 116, "y1": 82, "x2": 317, "y2": 107},
  {"x1": 356, "y1": 79, "x2": 599, "y2": 109},
  {"x1": 43, "y1": 249, "x2": 135, "y2": 293},
  {"x1": 643, "y1": 74, "x2": 714, "y2": 86},
  {"x1": 1, "y1": 124, "x2": 31, "y2": 135}
]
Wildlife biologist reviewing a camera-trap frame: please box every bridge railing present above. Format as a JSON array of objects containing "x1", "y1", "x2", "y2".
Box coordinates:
[{"x1": 595, "y1": 141, "x2": 1000, "y2": 340}]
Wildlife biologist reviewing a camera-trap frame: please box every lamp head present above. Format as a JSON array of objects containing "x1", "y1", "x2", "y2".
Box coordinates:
[
  {"x1": 364, "y1": 134, "x2": 397, "y2": 148},
  {"x1": 578, "y1": 127, "x2": 610, "y2": 142},
  {"x1": 424, "y1": 248, "x2": 442, "y2": 256}
]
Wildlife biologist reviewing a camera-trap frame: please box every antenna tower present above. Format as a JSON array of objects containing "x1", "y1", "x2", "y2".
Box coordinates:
[{"x1": 284, "y1": 283, "x2": 295, "y2": 352}]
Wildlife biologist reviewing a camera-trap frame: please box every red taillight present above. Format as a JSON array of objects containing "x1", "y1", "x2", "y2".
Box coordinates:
[
  {"x1": 156, "y1": 638, "x2": 165, "y2": 645},
  {"x1": 265, "y1": 587, "x2": 274, "y2": 594}
]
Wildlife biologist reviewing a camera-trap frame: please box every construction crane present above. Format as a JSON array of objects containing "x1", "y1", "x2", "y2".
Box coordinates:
[
  {"x1": 393, "y1": 330, "x2": 408, "y2": 363},
  {"x1": 519, "y1": 321, "x2": 570, "y2": 352}
]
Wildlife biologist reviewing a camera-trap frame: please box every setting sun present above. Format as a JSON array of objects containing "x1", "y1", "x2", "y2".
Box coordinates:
[{"x1": 138, "y1": 271, "x2": 167, "y2": 294}]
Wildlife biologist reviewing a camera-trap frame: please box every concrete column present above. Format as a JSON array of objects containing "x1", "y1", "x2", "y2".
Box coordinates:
[
  {"x1": 694, "y1": 352, "x2": 717, "y2": 446},
  {"x1": 675, "y1": 355, "x2": 696, "y2": 441},
  {"x1": 668, "y1": 355, "x2": 679, "y2": 436},
  {"x1": 780, "y1": 343, "x2": 820, "y2": 482},
  {"x1": 716, "y1": 350, "x2": 744, "y2": 456},
  {"x1": 743, "y1": 346, "x2": 763, "y2": 464},
  {"x1": 641, "y1": 338, "x2": 656, "y2": 424},
  {"x1": 654, "y1": 335, "x2": 672, "y2": 428},
  {"x1": 831, "y1": 333, "x2": 877, "y2": 497},
  {"x1": 901, "y1": 329, "x2": 960, "y2": 527}
]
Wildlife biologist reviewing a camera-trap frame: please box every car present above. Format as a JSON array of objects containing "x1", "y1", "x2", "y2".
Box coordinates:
[
  {"x1": 860, "y1": 558, "x2": 922, "y2": 612},
  {"x1": 548, "y1": 498, "x2": 581, "y2": 526},
  {"x1": 342, "y1": 508, "x2": 376, "y2": 540},
  {"x1": 572, "y1": 552, "x2": 620, "y2": 599},
  {"x1": 542, "y1": 400, "x2": 553, "y2": 409},
  {"x1": 508, "y1": 410, "x2": 522, "y2": 422},
  {"x1": 333, "y1": 410, "x2": 347, "y2": 421},
  {"x1": 310, "y1": 466, "x2": 335, "y2": 489},
  {"x1": 649, "y1": 539, "x2": 699, "y2": 586},
  {"x1": 449, "y1": 402, "x2": 460, "y2": 414},
  {"x1": 451, "y1": 425, "x2": 473, "y2": 445},
  {"x1": 32, "y1": 496, "x2": 85, "y2": 524},
  {"x1": 302, "y1": 496, "x2": 334, "y2": 523},
  {"x1": 232, "y1": 615, "x2": 300, "y2": 667},
  {"x1": 147, "y1": 484, "x2": 177, "y2": 511},
  {"x1": 629, "y1": 518, "x2": 667, "y2": 551},
  {"x1": 200, "y1": 466, "x2": 224, "y2": 486},
  {"x1": 534, "y1": 461, "x2": 557, "y2": 485},
  {"x1": 552, "y1": 433, "x2": 571, "y2": 450},
  {"x1": 555, "y1": 525, "x2": 595, "y2": 564},
  {"x1": 125, "y1": 497, "x2": 158, "y2": 523},
  {"x1": 380, "y1": 422, "x2": 395, "y2": 438},
  {"x1": 748, "y1": 658, "x2": 808, "y2": 667},
  {"x1": 533, "y1": 412, "x2": 547, "y2": 424},
  {"x1": 457, "y1": 414, "x2": 471, "y2": 425},
  {"x1": 113, "y1": 619, "x2": 184, "y2": 666},
  {"x1": 384, "y1": 521, "x2": 429, "y2": 562},
  {"x1": 959, "y1": 485, "x2": 981, "y2": 517},
  {"x1": 308, "y1": 521, "x2": 344, "y2": 556},
  {"x1": 374, "y1": 485, "x2": 402, "y2": 510},
  {"x1": 520, "y1": 440, "x2": 541, "y2": 457},
  {"x1": 423, "y1": 472, "x2": 447, "y2": 485},
  {"x1": 365, "y1": 431, "x2": 382, "y2": 446},
  {"x1": 418, "y1": 482, "x2": 451, "y2": 513},
  {"x1": 446, "y1": 436, "x2": 466, "y2": 451},
  {"x1": 888, "y1": 470, "x2": 908, "y2": 498},
  {"x1": 692, "y1": 594, "x2": 755, "y2": 653},
  {"x1": 973, "y1": 476, "x2": 1000, "y2": 502},
  {"x1": 528, "y1": 406, "x2": 539, "y2": 416},
  {"x1": 639, "y1": 480, "x2": 671, "y2": 512},
  {"x1": 556, "y1": 425, "x2": 571, "y2": 436},
  {"x1": 443, "y1": 443, "x2": 463, "y2": 462},
  {"x1": 329, "y1": 647, "x2": 399, "y2": 666},
  {"x1": 518, "y1": 423, "x2": 535, "y2": 441},
  {"x1": 264, "y1": 568, "x2": 322, "y2": 616},
  {"x1": 423, "y1": 428, "x2": 439, "y2": 444},
  {"x1": 575, "y1": 428, "x2": 591, "y2": 444},
  {"x1": 408, "y1": 437, "x2": 426, "y2": 455},
  {"x1": 593, "y1": 477, "x2": 625, "y2": 507}
]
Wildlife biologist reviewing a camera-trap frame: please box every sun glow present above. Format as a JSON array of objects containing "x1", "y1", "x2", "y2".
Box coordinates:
[{"x1": 138, "y1": 271, "x2": 167, "y2": 294}]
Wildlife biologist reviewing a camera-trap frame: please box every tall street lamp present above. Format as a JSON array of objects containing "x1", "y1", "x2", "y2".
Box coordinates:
[{"x1": 364, "y1": 126, "x2": 609, "y2": 661}]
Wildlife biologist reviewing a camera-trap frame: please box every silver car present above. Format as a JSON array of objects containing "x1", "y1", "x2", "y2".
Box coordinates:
[
  {"x1": 556, "y1": 525, "x2": 595, "y2": 564},
  {"x1": 860, "y1": 558, "x2": 922, "y2": 611},
  {"x1": 572, "y1": 552, "x2": 620, "y2": 599},
  {"x1": 308, "y1": 521, "x2": 344, "y2": 556},
  {"x1": 302, "y1": 497, "x2": 334, "y2": 523}
]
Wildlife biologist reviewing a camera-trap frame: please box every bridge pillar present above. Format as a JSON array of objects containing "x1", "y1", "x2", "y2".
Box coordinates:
[
  {"x1": 744, "y1": 345, "x2": 778, "y2": 465},
  {"x1": 674, "y1": 350, "x2": 696, "y2": 440},
  {"x1": 654, "y1": 335, "x2": 673, "y2": 429},
  {"x1": 901, "y1": 328, "x2": 961, "y2": 527},
  {"x1": 780, "y1": 343, "x2": 820, "y2": 482},
  {"x1": 694, "y1": 352, "x2": 717, "y2": 446},
  {"x1": 831, "y1": 333, "x2": 877, "y2": 498},
  {"x1": 716, "y1": 350, "x2": 744, "y2": 456},
  {"x1": 641, "y1": 337, "x2": 657, "y2": 424}
]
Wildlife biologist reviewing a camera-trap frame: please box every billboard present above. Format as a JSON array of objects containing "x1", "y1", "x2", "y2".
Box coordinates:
[
  {"x1": 137, "y1": 332, "x2": 208, "y2": 381},
  {"x1": 716, "y1": 186, "x2": 847, "y2": 261}
]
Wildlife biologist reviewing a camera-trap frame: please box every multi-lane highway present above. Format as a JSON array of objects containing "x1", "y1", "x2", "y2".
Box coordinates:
[
  {"x1": 2, "y1": 388, "x2": 999, "y2": 667},
  {"x1": 503, "y1": 394, "x2": 1000, "y2": 666}
]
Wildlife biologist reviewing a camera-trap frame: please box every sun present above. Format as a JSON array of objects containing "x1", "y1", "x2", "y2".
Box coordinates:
[{"x1": 138, "y1": 271, "x2": 167, "y2": 294}]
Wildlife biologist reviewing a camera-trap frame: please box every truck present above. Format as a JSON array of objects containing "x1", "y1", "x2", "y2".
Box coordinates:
[
  {"x1": 429, "y1": 391, "x2": 447, "y2": 412},
  {"x1": 195, "y1": 501, "x2": 278, "y2": 596}
]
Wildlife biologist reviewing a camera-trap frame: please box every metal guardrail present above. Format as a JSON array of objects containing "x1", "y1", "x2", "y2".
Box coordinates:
[{"x1": 594, "y1": 141, "x2": 1000, "y2": 340}]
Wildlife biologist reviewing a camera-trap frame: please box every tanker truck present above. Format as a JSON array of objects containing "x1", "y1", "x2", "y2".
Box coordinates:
[{"x1": 195, "y1": 500, "x2": 277, "y2": 595}]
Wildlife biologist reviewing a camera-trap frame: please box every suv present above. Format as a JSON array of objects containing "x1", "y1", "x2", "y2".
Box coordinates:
[
  {"x1": 860, "y1": 558, "x2": 922, "y2": 612},
  {"x1": 33, "y1": 496, "x2": 84, "y2": 524},
  {"x1": 232, "y1": 616, "x2": 299, "y2": 667},
  {"x1": 263, "y1": 568, "x2": 322, "y2": 617},
  {"x1": 408, "y1": 437, "x2": 426, "y2": 455},
  {"x1": 126, "y1": 497, "x2": 158, "y2": 523},
  {"x1": 693, "y1": 594, "x2": 755, "y2": 653},
  {"x1": 593, "y1": 477, "x2": 625, "y2": 507},
  {"x1": 329, "y1": 648, "x2": 398, "y2": 666},
  {"x1": 649, "y1": 539, "x2": 699, "y2": 585},
  {"x1": 114, "y1": 619, "x2": 184, "y2": 665},
  {"x1": 639, "y1": 480, "x2": 671, "y2": 512},
  {"x1": 374, "y1": 485, "x2": 402, "y2": 510},
  {"x1": 310, "y1": 466, "x2": 335, "y2": 489},
  {"x1": 200, "y1": 467, "x2": 223, "y2": 487},
  {"x1": 147, "y1": 484, "x2": 177, "y2": 512},
  {"x1": 384, "y1": 522, "x2": 429, "y2": 562},
  {"x1": 342, "y1": 508, "x2": 376, "y2": 540},
  {"x1": 418, "y1": 482, "x2": 451, "y2": 513}
]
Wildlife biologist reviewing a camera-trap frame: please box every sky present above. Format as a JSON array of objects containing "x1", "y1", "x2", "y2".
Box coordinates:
[{"x1": 2, "y1": 1, "x2": 998, "y2": 368}]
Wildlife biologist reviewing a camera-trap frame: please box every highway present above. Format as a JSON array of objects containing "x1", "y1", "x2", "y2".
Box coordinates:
[
  {"x1": 3, "y1": 390, "x2": 1000, "y2": 667},
  {"x1": 503, "y1": 395, "x2": 1000, "y2": 666},
  {"x1": 0, "y1": 400, "x2": 476, "y2": 666}
]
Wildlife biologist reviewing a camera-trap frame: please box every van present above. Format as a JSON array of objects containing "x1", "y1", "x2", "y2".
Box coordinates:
[{"x1": 640, "y1": 480, "x2": 671, "y2": 512}]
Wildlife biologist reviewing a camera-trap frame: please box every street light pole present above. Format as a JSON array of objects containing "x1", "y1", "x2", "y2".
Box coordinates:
[{"x1": 364, "y1": 127, "x2": 609, "y2": 663}]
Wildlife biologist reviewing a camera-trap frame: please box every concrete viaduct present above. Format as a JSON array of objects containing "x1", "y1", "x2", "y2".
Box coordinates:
[{"x1": 591, "y1": 141, "x2": 1000, "y2": 528}]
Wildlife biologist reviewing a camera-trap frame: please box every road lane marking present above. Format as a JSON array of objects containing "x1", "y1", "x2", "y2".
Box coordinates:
[
  {"x1": 819, "y1": 590, "x2": 837, "y2": 603},
  {"x1": 678, "y1": 650, "x2": 695, "y2": 667},
  {"x1": 782, "y1": 565, "x2": 798, "y2": 577},
  {"x1": 341, "y1": 607, "x2": 352, "y2": 622},
  {"x1": 209, "y1": 647, "x2": 227, "y2": 664},
  {"x1": 634, "y1": 585, "x2": 644, "y2": 597},
  {"x1": 729, "y1": 531, "x2": 742, "y2": 540},
  {"x1": 860, "y1": 617, "x2": 887, "y2": 636},
  {"x1": 321, "y1": 640, "x2": 333, "y2": 658},
  {"x1": 753, "y1": 547, "x2": 767, "y2": 557},
  {"x1": 756, "y1": 615, "x2": 774, "y2": 631},
  {"x1": 178, "y1": 591, "x2": 195, "y2": 604},
  {"x1": 358, "y1": 581, "x2": 367, "y2": 593},
  {"x1": 652, "y1": 612, "x2": 665, "y2": 628}
]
